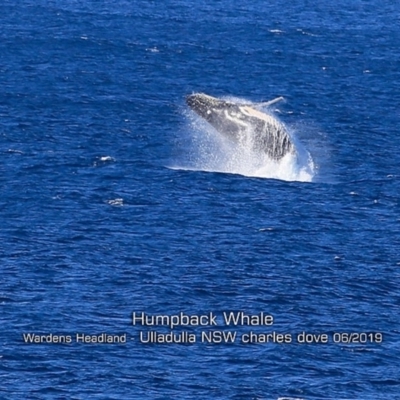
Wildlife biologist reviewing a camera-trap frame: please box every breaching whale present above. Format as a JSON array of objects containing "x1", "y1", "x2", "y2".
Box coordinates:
[{"x1": 186, "y1": 93, "x2": 295, "y2": 160}]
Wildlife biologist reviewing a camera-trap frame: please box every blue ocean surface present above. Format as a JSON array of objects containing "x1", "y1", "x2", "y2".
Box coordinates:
[{"x1": 1, "y1": 0, "x2": 400, "y2": 399}]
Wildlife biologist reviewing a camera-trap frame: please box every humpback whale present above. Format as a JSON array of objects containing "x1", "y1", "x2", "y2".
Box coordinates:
[{"x1": 186, "y1": 93, "x2": 295, "y2": 160}]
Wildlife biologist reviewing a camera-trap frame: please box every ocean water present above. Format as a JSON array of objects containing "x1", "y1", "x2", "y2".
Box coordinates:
[{"x1": 1, "y1": 0, "x2": 400, "y2": 399}]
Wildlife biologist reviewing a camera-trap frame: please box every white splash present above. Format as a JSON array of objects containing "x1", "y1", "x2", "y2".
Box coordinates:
[
  {"x1": 173, "y1": 101, "x2": 315, "y2": 183},
  {"x1": 277, "y1": 398, "x2": 305, "y2": 400},
  {"x1": 107, "y1": 198, "x2": 124, "y2": 206},
  {"x1": 93, "y1": 155, "x2": 116, "y2": 167}
]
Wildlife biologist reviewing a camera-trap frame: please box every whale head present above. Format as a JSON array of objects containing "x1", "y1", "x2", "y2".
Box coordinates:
[{"x1": 186, "y1": 93, "x2": 247, "y2": 141}]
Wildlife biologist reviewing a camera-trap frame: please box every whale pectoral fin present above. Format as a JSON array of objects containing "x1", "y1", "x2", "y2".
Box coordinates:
[
  {"x1": 258, "y1": 97, "x2": 284, "y2": 107},
  {"x1": 239, "y1": 97, "x2": 284, "y2": 108}
]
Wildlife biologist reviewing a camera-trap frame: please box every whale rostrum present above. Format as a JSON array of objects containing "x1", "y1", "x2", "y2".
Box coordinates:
[{"x1": 186, "y1": 93, "x2": 295, "y2": 160}]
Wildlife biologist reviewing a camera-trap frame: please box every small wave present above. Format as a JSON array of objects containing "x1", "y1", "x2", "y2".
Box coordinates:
[
  {"x1": 93, "y1": 155, "x2": 115, "y2": 167},
  {"x1": 277, "y1": 398, "x2": 305, "y2": 400},
  {"x1": 107, "y1": 198, "x2": 124, "y2": 206},
  {"x1": 296, "y1": 28, "x2": 318, "y2": 37}
]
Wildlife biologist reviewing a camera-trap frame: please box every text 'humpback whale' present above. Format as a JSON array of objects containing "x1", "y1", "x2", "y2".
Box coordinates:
[{"x1": 186, "y1": 93, "x2": 295, "y2": 161}]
